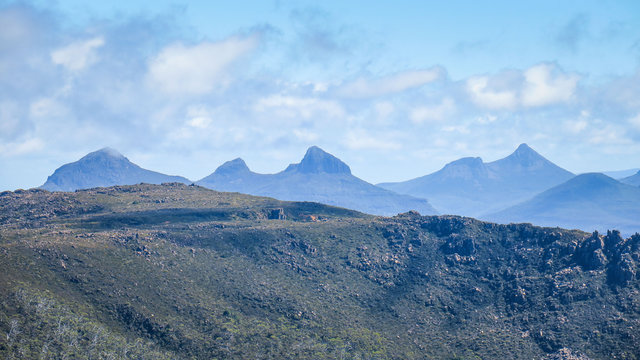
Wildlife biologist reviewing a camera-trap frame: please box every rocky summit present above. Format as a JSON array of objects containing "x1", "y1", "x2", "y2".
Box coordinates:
[
  {"x1": 283, "y1": 146, "x2": 352, "y2": 174},
  {"x1": 40, "y1": 148, "x2": 191, "y2": 191}
]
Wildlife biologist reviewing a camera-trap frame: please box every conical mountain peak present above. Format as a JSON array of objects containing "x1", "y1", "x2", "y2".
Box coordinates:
[
  {"x1": 284, "y1": 146, "x2": 351, "y2": 174},
  {"x1": 515, "y1": 143, "x2": 533, "y2": 153},
  {"x1": 505, "y1": 143, "x2": 544, "y2": 163},
  {"x1": 213, "y1": 158, "x2": 251, "y2": 176}
]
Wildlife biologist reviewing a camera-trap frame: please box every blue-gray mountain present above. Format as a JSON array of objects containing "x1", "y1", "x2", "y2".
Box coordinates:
[
  {"x1": 605, "y1": 168, "x2": 640, "y2": 179},
  {"x1": 620, "y1": 170, "x2": 640, "y2": 186},
  {"x1": 378, "y1": 143, "x2": 575, "y2": 217},
  {"x1": 486, "y1": 173, "x2": 640, "y2": 236},
  {"x1": 197, "y1": 146, "x2": 438, "y2": 216},
  {"x1": 40, "y1": 148, "x2": 191, "y2": 191}
]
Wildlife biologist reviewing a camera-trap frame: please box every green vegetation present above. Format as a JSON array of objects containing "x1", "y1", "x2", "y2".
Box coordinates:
[{"x1": 0, "y1": 183, "x2": 638, "y2": 359}]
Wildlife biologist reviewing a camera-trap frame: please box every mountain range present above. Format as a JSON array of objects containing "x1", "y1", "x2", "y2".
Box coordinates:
[
  {"x1": 486, "y1": 172, "x2": 640, "y2": 235},
  {"x1": 378, "y1": 143, "x2": 575, "y2": 217},
  {"x1": 40, "y1": 147, "x2": 190, "y2": 191},
  {"x1": 196, "y1": 146, "x2": 437, "y2": 216},
  {"x1": 604, "y1": 167, "x2": 640, "y2": 179},
  {"x1": 36, "y1": 145, "x2": 640, "y2": 234},
  {"x1": 621, "y1": 170, "x2": 640, "y2": 186}
]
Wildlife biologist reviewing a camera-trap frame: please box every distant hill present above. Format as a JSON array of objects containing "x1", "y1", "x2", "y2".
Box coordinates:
[
  {"x1": 620, "y1": 170, "x2": 640, "y2": 186},
  {"x1": 604, "y1": 168, "x2": 640, "y2": 179},
  {"x1": 197, "y1": 146, "x2": 437, "y2": 216},
  {"x1": 40, "y1": 147, "x2": 191, "y2": 191},
  {"x1": 378, "y1": 143, "x2": 574, "y2": 216},
  {"x1": 486, "y1": 173, "x2": 640, "y2": 235}
]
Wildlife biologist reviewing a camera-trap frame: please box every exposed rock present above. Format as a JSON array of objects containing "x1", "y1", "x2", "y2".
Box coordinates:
[
  {"x1": 575, "y1": 232, "x2": 607, "y2": 270},
  {"x1": 545, "y1": 347, "x2": 592, "y2": 360},
  {"x1": 267, "y1": 208, "x2": 286, "y2": 220},
  {"x1": 283, "y1": 146, "x2": 351, "y2": 174},
  {"x1": 608, "y1": 253, "x2": 636, "y2": 285},
  {"x1": 442, "y1": 235, "x2": 476, "y2": 256}
]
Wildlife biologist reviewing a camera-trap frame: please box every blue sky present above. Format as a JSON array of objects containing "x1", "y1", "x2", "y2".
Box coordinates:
[{"x1": 1, "y1": 0, "x2": 640, "y2": 190}]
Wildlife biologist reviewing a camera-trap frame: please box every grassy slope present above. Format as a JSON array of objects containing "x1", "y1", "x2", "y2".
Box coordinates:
[{"x1": 0, "y1": 183, "x2": 639, "y2": 359}]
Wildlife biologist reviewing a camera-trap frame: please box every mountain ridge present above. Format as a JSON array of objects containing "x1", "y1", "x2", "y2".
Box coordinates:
[
  {"x1": 378, "y1": 143, "x2": 575, "y2": 216},
  {"x1": 486, "y1": 172, "x2": 640, "y2": 235},
  {"x1": 197, "y1": 146, "x2": 437, "y2": 216},
  {"x1": 620, "y1": 170, "x2": 640, "y2": 186},
  {"x1": 40, "y1": 147, "x2": 191, "y2": 191}
]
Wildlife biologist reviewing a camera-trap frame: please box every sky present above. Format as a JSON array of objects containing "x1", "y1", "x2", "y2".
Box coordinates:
[{"x1": 1, "y1": 0, "x2": 640, "y2": 190}]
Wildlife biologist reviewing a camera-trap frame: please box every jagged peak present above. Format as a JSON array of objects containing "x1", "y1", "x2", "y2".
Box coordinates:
[
  {"x1": 509, "y1": 143, "x2": 541, "y2": 158},
  {"x1": 489, "y1": 143, "x2": 551, "y2": 168},
  {"x1": 213, "y1": 158, "x2": 251, "y2": 175},
  {"x1": 284, "y1": 146, "x2": 351, "y2": 174}
]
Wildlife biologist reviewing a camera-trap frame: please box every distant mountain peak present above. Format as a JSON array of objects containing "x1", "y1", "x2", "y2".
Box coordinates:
[
  {"x1": 284, "y1": 146, "x2": 351, "y2": 174},
  {"x1": 86, "y1": 147, "x2": 126, "y2": 160},
  {"x1": 515, "y1": 143, "x2": 532, "y2": 152},
  {"x1": 508, "y1": 143, "x2": 542, "y2": 159},
  {"x1": 567, "y1": 172, "x2": 618, "y2": 187},
  {"x1": 491, "y1": 143, "x2": 555, "y2": 170},
  {"x1": 213, "y1": 158, "x2": 251, "y2": 176},
  {"x1": 40, "y1": 148, "x2": 190, "y2": 192}
]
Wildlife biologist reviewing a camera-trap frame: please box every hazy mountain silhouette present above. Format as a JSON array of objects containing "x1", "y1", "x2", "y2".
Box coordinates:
[
  {"x1": 378, "y1": 143, "x2": 574, "y2": 216},
  {"x1": 40, "y1": 148, "x2": 191, "y2": 191},
  {"x1": 486, "y1": 173, "x2": 640, "y2": 235},
  {"x1": 620, "y1": 170, "x2": 640, "y2": 186},
  {"x1": 197, "y1": 146, "x2": 437, "y2": 216},
  {"x1": 604, "y1": 168, "x2": 640, "y2": 179}
]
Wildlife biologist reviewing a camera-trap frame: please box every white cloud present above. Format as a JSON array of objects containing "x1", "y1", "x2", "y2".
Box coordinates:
[
  {"x1": 629, "y1": 113, "x2": 640, "y2": 130},
  {"x1": 476, "y1": 114, "x2": 497, "y2": 124},
  {"x1": 344, "y1": 130, "x2": 401, "y2": 150},
  {"x1": 185, "y1": 105, "x2": 214, "y2": 129},
  {"x1": 293, "y1": 129, "x2": 319, "y2": 142},
  {"x1": 564, "y1": 119, "x2": 588, "y2": 134},
  {"x1": 29, "y1": 97, "x2": 67, "y2": 118},
  {"x1": 51, "y1": 37, "x2": 104, "y2": 72},
  {"x1": 466, "y1": 64, "x2": 580, "y2": 110},
  {"x1": 188, "y1": 116, "x2": 212, "y2": 129},
  {"x1": 374, "y1": 101, "x2": 394, "y2": 119},
  {"x1": 337, "y1": 68, "x2": 441, "y2": 98},
  {"x1": 0, "y1": 138, "x2": 44, "y2": 157},
  {"x1": 254, "y1": 95, "x2": 345, "y2": 119},
  {"x1": 522, "y1": 63, "x2": 579, "y2": 107},
  {"x1": 148, "y1": 35, "x2": 258, "y2": 95},
  {"x1": 409, "y1": 98, "x2": 455, "y2": 123},
  {"x1": 0, "y1": 101, "x2": 22, "y2": 139},
  {"x1": 442, "y1": 125, "x2": 470, "y2": 134},
  {"x1": 466, "y1": 76, "x2": 517, "y2": 109},
  {"x1": 588, "y1": 125, "x2": 630, "y2": 145}
]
